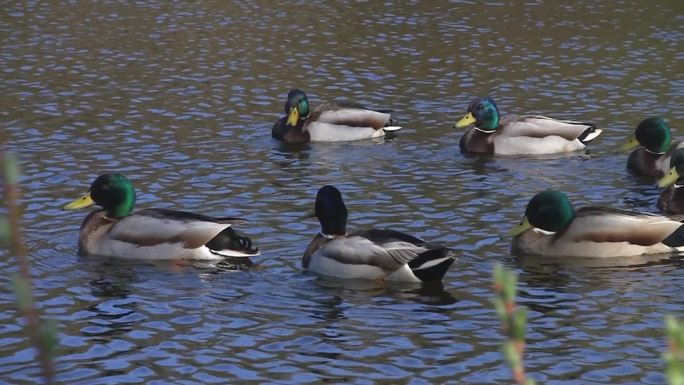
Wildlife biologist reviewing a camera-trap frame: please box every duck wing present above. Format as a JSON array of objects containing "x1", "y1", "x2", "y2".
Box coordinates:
[
  {"x1": 320, "y1": 229, "x2": 431, "y2": 271},
  {"x1": 560, "y1": 207, "x2": 684, "y2": 246},
  {"x1": 500, "y1": 115, "x2": 599, "y2": 141},
  {"x1": 312, "y1": 103, "x2": 393, "y2": 129},
  {"x1": 108, "y1": 208, "x2": 236, "y2": 249}
]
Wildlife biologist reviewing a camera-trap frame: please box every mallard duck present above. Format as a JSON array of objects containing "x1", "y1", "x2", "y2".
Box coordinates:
[
  {"x1": 303, "y1": 185, "x2": 454, "y2": 282},
  {"x1": 272, "y1": 89, "x2": 401, "y2": 143},
  {"x1": 454, "y1": 96, "x2": 602, "y2": 155},
  {"x1": 656, "y1": 148, "x2": 684, "y2": 215},
  {"x1": 510, "y1": 190, "x2": 684, "y2": 257},
  {"x1": 619, "y1": 117, "x2": 682, "y2": 179},
  {"x1": 64, "y1": 173, "x2": 259, "y2": 260}
]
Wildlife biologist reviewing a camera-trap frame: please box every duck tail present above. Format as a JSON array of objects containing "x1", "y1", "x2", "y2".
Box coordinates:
[
  {"x1": 370, "y1": 110, "x2": 402, "y2": 131},
  {"x1": 206, "y1": 227, "x2": 259, "y2": 258},
  {"x1": 662, "y1": 223, "x2": 684, "y2": 249},
  {"x1": 577, "y1": 124, "x2": 602, "y2": 143},
  {"x1": 408, "y1": 247, "x2": 454, "y2": 282},
  {"x1": 382, "y1": 117, "x2": 402, "y2": 132}
]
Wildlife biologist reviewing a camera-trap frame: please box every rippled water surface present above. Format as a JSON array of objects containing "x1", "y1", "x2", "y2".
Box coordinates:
[{"x1": 2, "y1": 1, "x2": 684, "y2": 384}]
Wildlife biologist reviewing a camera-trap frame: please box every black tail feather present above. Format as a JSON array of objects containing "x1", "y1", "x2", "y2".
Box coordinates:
[
  {"x1": 206, "y1": 227, "x2": 259, "y2": 255},
  {"x1": 408, "y1": 248, "x2": 454, "y2": 282},
  {"x1": 577, "y1": 124, "x2": 600, "y2": 143},
  {"x1": 662, "y1": 224, "x2": 684, "y2": 248}
]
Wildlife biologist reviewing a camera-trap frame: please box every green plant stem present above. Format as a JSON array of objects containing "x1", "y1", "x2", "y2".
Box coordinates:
[
  {"x1": 2, "y1": 142, "x2": 55, "y2": 383},
  {"x1": 665, "y1": 316, "x2": 684, "y2": 385},
  {"x1": 493, "y1": 264, "x2": 535, "y2": 385}
]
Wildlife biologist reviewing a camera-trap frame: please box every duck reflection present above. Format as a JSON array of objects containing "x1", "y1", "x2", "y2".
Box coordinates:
[
  {"x1": 311, "y1": 276, "x2": 458, "y2": 306},
  {"x1": 80, "y1": 255, "x2": 254, "y2": 341}
]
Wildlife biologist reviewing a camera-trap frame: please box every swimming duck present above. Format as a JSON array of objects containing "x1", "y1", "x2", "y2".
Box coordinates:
[
  {"x1": 510, "y1": 190, "x2": 684, "y2": 257},
  {"x1": 272, "y1": 89, "x2": 401, "y2": 143},
  {"x1": 454, "y1": 96, "x2": 602, "y2": 155},
  {"x1": 619, "y1": 117, "x2": 682, "y2": 179},
  {"x1": 64, "y1": 173, "x2": 259, "y2": 260},
  {"x1": 303, "y1": 185, "x2": 454, "y2": 282},
  {"x1": 656, "y1": 148, "x2": 684, "y2": 215}
]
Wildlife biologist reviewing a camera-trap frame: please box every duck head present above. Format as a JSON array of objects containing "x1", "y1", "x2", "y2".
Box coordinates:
[
  {"x1": 620, "y1": 117, "x2": 672, "y2": 154},
  {"x1": 510, "y1": 190, "x2": 576, "y2": 236},
  {"x1": 65, "y1": 173, "x2": 136, "y2": 219},
  {"x1": 315, "y1": 185, "x2": 347, "y2": 236},
  {"x1": 658, "y1": 148, "x2": 684, "y2": 188},
  {"x1": 285, "y1": 89, "x2": 311, "y2": 127},
  {"x1": 454, "y1": 96, "x2": 500, "y2": 132}
]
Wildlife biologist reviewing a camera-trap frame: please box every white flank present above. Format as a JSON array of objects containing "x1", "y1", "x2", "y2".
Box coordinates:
[
  {"x1": 385, "y1": 265, "x2": 421, "y2": 283},
  {"x1": 307, "y1": 122, "x2": 379, "y2": 142},
  {"x1": 95, "y1": 240, "x2": 223, "y2": 261},
  {"x1": 494, "y1": 136, "x2": 585, "y2": 155},
  {"x1": 308, "y1": 254, "x2": 386, "y2": 280}
]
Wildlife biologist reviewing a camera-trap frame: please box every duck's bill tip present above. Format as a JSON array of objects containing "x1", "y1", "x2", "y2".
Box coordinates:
[
  {"x1": 657, "y1": 168, "x2": 679, "y2": 188},
  {"x1": 617, "y1": 136, "x2": 639, "y2": 151},
  {"x1": 454, "y1": 112, "x2": 476, "y2": 128}
]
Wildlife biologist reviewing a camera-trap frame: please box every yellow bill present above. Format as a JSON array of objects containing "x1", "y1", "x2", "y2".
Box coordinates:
[
  {"x1": 454, "y1": 112, "x2": 476, "y2": 128},
  {"x1": 64, "y1": 193, "x2": 94, "y2": 210},
  {"x1": 286, "y1": 107, "x2": 299, "y2": 126},
  {"x1": 508, "y1": 216, "x2": 533, "y2": 237},
  {"x1": 618, "y1": 135, "x2": 640, "y2": 151},
  {"x1": 657, "y1": 167, "x2": 680, "y2": 188}
]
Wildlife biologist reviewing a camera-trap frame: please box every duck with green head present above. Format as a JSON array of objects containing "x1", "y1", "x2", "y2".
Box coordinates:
[
  {"x1": 454, "y1": 96, "x2": 602, "y2": 155},
  {"x1": 510, "y1": 190, "x2": 684, "y2": 257},
  {"x1": 303, "y1": 185, "x2": 454, "y2": 282},
  {"x1": 656, "y1": 148, "x2": 684, "y2": 215},
  {"x1": 64, "y1": 173, "x2": 259, "y2": 260},
  {"x1": 620, "y1": 117, "x2": 682, "y2": 179},
  {"x1": 272, "y1": 89, "x2": 402, "y2": 143}
]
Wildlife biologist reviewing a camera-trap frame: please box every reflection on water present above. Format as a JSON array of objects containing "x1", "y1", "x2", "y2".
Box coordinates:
[{"x1": 2, "y1": 0, "x2": 683, "y2": 384}]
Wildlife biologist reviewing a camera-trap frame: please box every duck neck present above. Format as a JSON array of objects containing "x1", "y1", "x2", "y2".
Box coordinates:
[
  {"x1": 474, "y1": 126, "x2": 497, "y2": 134},
  {"x1": 644, "y1": 147, "x2": 667, "y2": 155}
]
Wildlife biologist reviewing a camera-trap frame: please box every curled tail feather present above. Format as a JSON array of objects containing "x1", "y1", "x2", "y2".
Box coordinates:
[
  {"x1": 577, "y1": 125, "x2": 602, "y2": 143},
  {"x1": 206, "y1": 227, "x2": 259, "y2": 257}
]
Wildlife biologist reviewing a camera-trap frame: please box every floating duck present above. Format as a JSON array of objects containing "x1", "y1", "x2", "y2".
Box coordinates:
[
  {"x1": 303, "y1": 185, "x2": 454, "y2": 282},
  {"x1": 510, "y1": 190, "x2": 684, "y2": 257},
  {"x1": 272, "y1": 89, "x2": 401, "y2": 143},
  {"x1": 64, "y1": 173, "x2": 258, "y2": 260},
  {"x1": 454, "y1": 96, "x2": 601, "y2": 155}
]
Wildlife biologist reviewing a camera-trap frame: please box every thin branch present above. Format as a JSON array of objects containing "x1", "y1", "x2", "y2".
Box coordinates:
[{"x1": 1, "y1": 135, "x2": 56, "y2": 384}]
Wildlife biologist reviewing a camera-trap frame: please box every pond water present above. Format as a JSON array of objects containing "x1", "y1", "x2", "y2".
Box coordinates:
[{"x1": 2, "y1": 1, "x2": 684, "y2": 384}]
